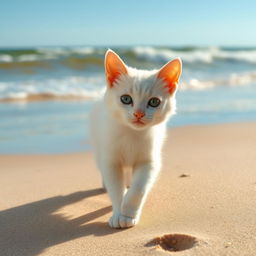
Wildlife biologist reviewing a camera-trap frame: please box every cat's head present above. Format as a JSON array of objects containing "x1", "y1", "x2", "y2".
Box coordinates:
[{"x1": 104, "y1": 49, "x2": 182, "y2": 130}]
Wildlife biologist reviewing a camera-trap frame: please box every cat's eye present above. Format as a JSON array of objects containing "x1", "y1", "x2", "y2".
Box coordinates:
[
  {"x1": 120, "y1": 95, "x2": 133, "y2": 105},
  {"x1": 148, "y1": 97, "x2": 161, "y2": 108}
]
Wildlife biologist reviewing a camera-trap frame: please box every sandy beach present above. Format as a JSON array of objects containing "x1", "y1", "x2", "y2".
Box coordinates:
[{"x1": 1, "y1": 122, "x2": 256, "y2": 256}]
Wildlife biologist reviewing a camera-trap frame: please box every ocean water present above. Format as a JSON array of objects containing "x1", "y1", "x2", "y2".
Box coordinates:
[{"x1": 0, "y1": 46, "x2": 256, "y2": 153}]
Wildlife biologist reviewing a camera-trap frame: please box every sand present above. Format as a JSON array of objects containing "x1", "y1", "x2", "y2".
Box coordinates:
[{"x1": 0, "y1": 122, "x2": 256, "y2": 256}]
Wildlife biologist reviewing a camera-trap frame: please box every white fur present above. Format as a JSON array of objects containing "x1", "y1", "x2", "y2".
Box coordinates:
[{"x1": 89, "y1": 51, "x2": 180, "y2": 228}]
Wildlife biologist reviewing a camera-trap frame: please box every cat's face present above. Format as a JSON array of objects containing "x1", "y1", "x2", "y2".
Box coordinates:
[{"x1": 104, "y1": 50, "x2": 182, "y2": 130}]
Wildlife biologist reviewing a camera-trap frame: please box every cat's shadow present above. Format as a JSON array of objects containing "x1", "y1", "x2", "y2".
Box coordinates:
[{"x1": 0, "y1": 188, "x2": 120, "y2": 256}]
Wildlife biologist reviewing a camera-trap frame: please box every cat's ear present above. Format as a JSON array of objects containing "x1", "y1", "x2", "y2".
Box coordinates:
[
  {"x1": 157, "y1": 58, "x2": 182, "y2": 95},
  {"x1": 105, "y1": 49, "x2": 128, "y2": 88}
]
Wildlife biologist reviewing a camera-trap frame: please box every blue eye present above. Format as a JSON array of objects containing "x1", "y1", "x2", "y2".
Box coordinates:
[
  {"x1": 120, "y1": 95, "x2": 133, "y2": 105},
  {"x1": 148, "y1": 97, "x2": 161, "y2": 107}
]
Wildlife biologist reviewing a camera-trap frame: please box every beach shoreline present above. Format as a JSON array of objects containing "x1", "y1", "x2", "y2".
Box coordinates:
[{"x1": 1, "y1": 122, "x2": 256, "y2": 255}]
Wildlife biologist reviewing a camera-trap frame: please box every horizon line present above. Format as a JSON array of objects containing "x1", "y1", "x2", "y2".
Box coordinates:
[{"x1": 1, "y1": 44, "x2": 256, "y2": 50}]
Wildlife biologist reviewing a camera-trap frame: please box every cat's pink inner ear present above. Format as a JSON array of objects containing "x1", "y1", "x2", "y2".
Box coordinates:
[
  {"x1": 157, "y1": 58, "x2": 182, "y2": 94},
  {"x1": 105, "y1": 50, "x2": 128, "y2": 87}
]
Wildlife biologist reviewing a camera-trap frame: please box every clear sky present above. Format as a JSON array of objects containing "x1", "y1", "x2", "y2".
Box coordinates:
[{"x1": 1, "y1": 0, "x2": 256, "y2": 47}]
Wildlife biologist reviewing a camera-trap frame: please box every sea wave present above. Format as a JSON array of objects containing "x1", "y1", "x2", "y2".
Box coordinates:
[
  {"x1": 36, "y1": 46, "x2": 97, "y2": 58},
  {"x1": 132, "y1": 46, "x2": 256, "y2": 64},
  {"x1": 0, "y1": 47, "x2": 99, "y2": 64},
  {"x1": 182, "y1": 71, "x2": 256, "y2": 90},
  {"x1": 0, "y1": 54, "x2": 14, "y2": 62},
  {"x1": 132, "y1": 46, "x2": 214, "y2": 63},
  {"x1": 0, "y1": 71, "x2": 255, "y2": 102},
  {"x1": 1, "y1": 46, "x2": 256, "y2": 66},
  {"x1": 0, "y1": 76, "x2": 105, "y2": 101}
]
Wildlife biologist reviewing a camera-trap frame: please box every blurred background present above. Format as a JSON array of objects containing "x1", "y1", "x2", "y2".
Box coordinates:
[{"x1": 1, "y1": 0, "x2": 256, "y2": 153}]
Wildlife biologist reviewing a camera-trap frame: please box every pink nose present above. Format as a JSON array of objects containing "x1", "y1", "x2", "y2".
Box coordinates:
[{"x1": 134, "y1": 111, "x2": 145, "y2": 119}]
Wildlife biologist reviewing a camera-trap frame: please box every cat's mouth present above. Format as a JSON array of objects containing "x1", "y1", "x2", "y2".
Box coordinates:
[{"x1": 132, "y1": 119, "x2": 145, "y2": 125}]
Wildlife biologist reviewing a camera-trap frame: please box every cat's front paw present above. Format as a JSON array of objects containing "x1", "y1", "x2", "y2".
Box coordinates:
[
  {"x1": 108, "y1": 213, "x2": 138, "y2": 229},
  {"x1": 119, "y1": 215, "x2": 138, "y2": 228},
  {"x1": 109, "y1": 213, "x2": 121, "y2": 228}
]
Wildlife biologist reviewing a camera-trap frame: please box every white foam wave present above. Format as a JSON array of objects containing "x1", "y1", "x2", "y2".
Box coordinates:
[
  {"x1": 215, "y1": 49, "x2": 256, "y2": 63},
  {"x1": 133, "y1": 46, "x2": 217, "y2": 63},
  {"x1": 37, "y1": 47, "x2": 95, "y2": 56},
  {"x1": 1, "y1": 70, "x2": 255, "y2": 101},
  {"x1": 0, "y1": 54, "x2": 13, "y2": 62},
  {"x1": 17, "y1": 54, "x2": 43, "y2": 62},
  {"x1": 2, "y1": 47, "x2": 256, "y2": 64},
  {"x1": 132, "y1": 47, "x2": 256, "y2": 64},
  {"x1": 0, "y1": 76, "x2": 105, "y2": 101},
  {"x1": 0, "y1": 47, "x2": 97, "y2": 63},
  {"x1": 37, "y1": 47, "x2": 71, "y2": 56},
  {"x1": 181, "y1": 71, "x2": 256, "y2": 90},
  {"x1": 17, "y1": 54, "x2": 59, "y2": 62},
  {"x1": 70, "y1": 47, "x2": 95, "y2": 55}
]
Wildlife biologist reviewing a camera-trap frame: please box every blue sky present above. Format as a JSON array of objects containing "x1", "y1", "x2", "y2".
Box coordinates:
[{"x1": 1, "y1": 0, "x2": 256, "y2": 47}]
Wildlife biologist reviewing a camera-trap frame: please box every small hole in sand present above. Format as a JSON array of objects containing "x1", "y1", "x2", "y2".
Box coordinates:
[
  {"x1": 179, "y1": 173, "x2": 190, "y2": 178},
  {"x1": 146, "y1": 234, "x2": 197, "y2": 252}
]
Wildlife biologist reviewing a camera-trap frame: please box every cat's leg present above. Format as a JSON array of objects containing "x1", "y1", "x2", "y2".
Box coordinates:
[
  {"x1": 95, "y1": 155, "x2": 107, "y2": 191},
  {"x1": 100, "y1": 163, "x2": 126, "y2": 228},
  {"x1": 124, "y1": 167, "x2": 132, "y2": 189},
  {"x1": 120, "y1": 162, "x2": 160, "y2": 228}
]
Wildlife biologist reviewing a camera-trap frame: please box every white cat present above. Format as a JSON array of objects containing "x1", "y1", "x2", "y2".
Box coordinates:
[{"x1": 89, "y1": 49, "x2": 182, "y2": 228}]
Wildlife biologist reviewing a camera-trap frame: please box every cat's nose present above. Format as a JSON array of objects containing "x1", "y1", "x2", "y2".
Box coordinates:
[{"x1": 134, "y1": 110, "x2": 145, "y2": 119}]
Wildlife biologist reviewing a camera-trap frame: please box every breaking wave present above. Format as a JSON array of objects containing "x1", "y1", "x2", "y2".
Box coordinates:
[
  {"x1": 1, "y1": 46, "x2": 256, "y2": 67},
  {"x1": 0, "y1": 76, "x2": 105, "y2": 101},
  {"x1": 132, "y1": 46, "x2": 256, "y2": 64},
  {"x1": 1, "y1": 71, "x2": 255, "y2": 102},
  {"x1": 182, "y1": 71, "x2": 256, "y2": 90}
]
